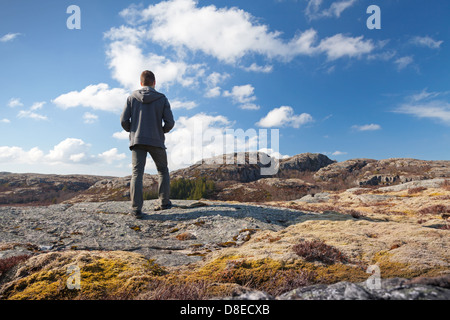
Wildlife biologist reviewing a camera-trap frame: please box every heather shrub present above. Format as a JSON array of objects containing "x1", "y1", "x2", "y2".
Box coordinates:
[
  {"x1": 292, "y1": 240, "x2": 348, "y2": 265},
  {"x1": 419, "y1": 204, "x2": 450, "y2": 215},
  {"x1": 0, "y1": 254, "x2": 30, "y2": 276}
]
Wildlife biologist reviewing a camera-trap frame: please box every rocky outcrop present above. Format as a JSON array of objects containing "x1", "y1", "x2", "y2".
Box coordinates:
[
  {"x1": 172, "y1": 152, "x2": 335, "y2": 183},
  {"x1": 279, "y1": 153, "x2": 335, "y2": 173},
  {"x1": 0, "y1": 173, "x2": 109, "y2": 205},
  {"x1": 67, "y1": 174, "x2": 158, "y2": 203},
  {"x1": 233, "y1": 276, "x2": 450, "y2": 300},
  {"x1": 314, "y1": 158, "x2": 450, "y2": 187}
]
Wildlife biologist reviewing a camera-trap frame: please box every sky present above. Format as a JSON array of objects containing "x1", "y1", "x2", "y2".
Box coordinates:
[{"x1": 0, "y1": 0, "x2": 449, "y2": 177}]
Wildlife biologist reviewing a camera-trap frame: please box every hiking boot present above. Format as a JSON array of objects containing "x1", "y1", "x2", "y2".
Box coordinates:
[
  {"x1": 130, "y1": 210, "x2": 144, "y2": 219},
  {"x1": 154, "y1": 201, "x2": 173, "y2": 211}
]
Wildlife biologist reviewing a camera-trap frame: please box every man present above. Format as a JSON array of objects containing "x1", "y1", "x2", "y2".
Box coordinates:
[{"x1": 121, "y1": 70, "x2": 175, "y2": 218}]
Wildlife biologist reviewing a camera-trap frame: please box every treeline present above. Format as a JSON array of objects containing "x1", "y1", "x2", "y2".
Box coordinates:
[
  {"x1": 171, "y1": 177, "x2": 215, "y2": 200},
  {"x1": 144, "y1": 177, "x2": 215, "y2": 201}
]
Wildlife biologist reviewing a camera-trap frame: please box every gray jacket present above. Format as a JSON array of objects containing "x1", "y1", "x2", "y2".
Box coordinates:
[{"x1": 120, "y1": 87, "x2": 175, "y2": 149}]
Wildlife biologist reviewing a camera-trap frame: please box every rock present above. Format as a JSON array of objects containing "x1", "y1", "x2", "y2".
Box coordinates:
[
  {"x1": 230, "y1": 290, "x2": 274, "y2": 300},
  {"x1": 378, "y1": 178, "x2": 447, "y2": 192},
  {"x1": 276, "y1": 276, "x2": 450, "y2": 300},
  {"x1": 314, "y1": 159, "x2": 376, "y2": 182},
  {"x1": 294, "y1": 192, "x2": 330, "y2": 203},
  {"x1": 0, "y1": 200, "x2": 306, "y2": 267},
  {"x1": 279, "y1": 153, "x2": 335, "y2": 173}
]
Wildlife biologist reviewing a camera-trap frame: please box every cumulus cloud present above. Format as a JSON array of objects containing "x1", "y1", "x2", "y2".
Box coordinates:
[
  {"x1": 165, "y1": 113, "x2": 282, "y2": 169},
  {"x1": 259, "y1": 148, "x2": 290, "y2": 159},
  {"x1": 7, "y1": 98, "x2": 23, "y2": 108},
  {"x1": 30, "y1": 102, "x2": 46, "y2": 111},
  {"x1": 305, "y1": 0, "x2": 357, "y2": 20},
  {"x1": 104, "y1": 31, "x2": 204, "y2": 90},
  {"x1": 52, "y1": 83, "x2": 129, "y2": 114},
  {"x1": 243, "y1": 63, "x2": 273, "y2": 73},
  {"x1": 83, "y1": 112, "x2": 99, "y2": 124},
  {"x1": 411, "y1": 36, "x2": 443, "y2": 49},
  {"x1": 352, "y1": 124, "x2": 382, "y2": 131},
  {"x1": 45, "y1": 138, "x2": 94, "y2": 164},
  {"x1": 256, "y1": 106, "x2": 313, "y2": 128},
  {"x1": 113, "y1": 131, "x2": 129, "y2": 140},
  {"x1": 98, "y1": 148, "x2": 127, "y2": 164},
  {"x1": 0, "y1": 119, "x2": 10, "y2": 124},
  {"x1": 0, "y1": 138, "x2": 127, "y2": 167},
  {"x1": 204, "y1": 72, "x2": 229, "y2": 97},
  {"x1": 395, "y1": 56, "x2": 414, "y2": 70},
  {"x1": 317, "y1": 34, "x2": 374, "y2": 60},
  {"x1": 239, "y1": 104, "x2": 260, "y2": 111},
  {"x1": 17, "y1": 110, "x2": 48, "y2": 121},
  {"x1": 0, "y1": 146, "x2": 44, "y2": 164},
  {"x1": 223, "y1": 85, "x2": 257, "y2": 104},
  {"x1": 332, "y1": 150, "x2": 348, "y2": 156},
  {"x1": 0, "y1": 33, "x2": 21, "y2": 42},
  {"x1": 117, "y1": 0, "x2": 373, "y2": 63},
  {"x1": 170, "y1": 99, "x2": 198, "y2": 110}
]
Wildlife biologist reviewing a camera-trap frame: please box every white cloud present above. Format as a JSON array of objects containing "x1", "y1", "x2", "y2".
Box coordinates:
[
  {"x1": 98, "y1": 148, "x2": 127, "y2": 164},
  {"x1": 395, "y1": 56, "x2": 414, "y2": 70},
  {"x1": 166, "y1": 113, "x2": 232, "y2": 169},
  {"x1": 113, "y1": 131, "x2": 129, "y2": 140},
  {"x1": 352, "y1": 124, "x2": 381, "y2": 131},
  {"x1": 395, "y1": 100, "x2": 450, "y2": 125},
  {"x1": 240, "y1": 104, "x2": 260, "y2": 111},
  {"x1": 17, "y1": 110, "x2": 48, "y2": 121},
  {"x1": 223, "y1": 84, "x2": 257, "y2": 104},
  {"x1": 45, "y1": 138, "x2": 93, "y2": 164},
  {"x1": 170, "y1": 99, "x2": 198, "y2": 110},
  {"x1": 30, "y1": 101, "x2": 46, "y2": 111},
  {"x1": 52, "y1": 83, "x2": 129, "y2": 114},
  {"x1": 0, "y1": 139, "x2": 127, "y2": 168},
  {"x1": 305, "y1": 0, "x2": 356, "y2": 20},
  {"x1": 256, "y1": 106, "x2": 314, "y2": 128},
  {"x1": 411, "y1": 36, "x2": 443, "y2": 49},
  {"x1": 318, "y1": 34, "x2": 374, "y2": 60},
  {"x1": 410, "y1": 89, "x2": 449, "y2": 102},
  {"x1": 0, "y1": 33, "x2": 21, "y2": 42},
  {"x1": 8, "y1": 98, "x2": 23, "y2": 108},
  {"x1": 117, "y1": 0, "x2": 373, "y2": 63},
  {"x1": 259, "y1": 148, "x2": 290, "y2": 159},
  {"x1": 104, "y1": 33, "x2": 204, "y2": 90},
  {"x1": 205, "y1": 87, "x2": 222, "y2": 98},
  {"x1": 0, "y1": 119, "x2": 10, "y2": 124},
  {"x1": 243, "y1": 63, "x2": 273, "y2": 73},
  {"x1": 83, "y1": 112, "x2": 99, "y2": 124},
  {"x1": 0, "y1": 146, "x2": 44, "y2": 164},
  {"x1": 204, "y1": 72, "x2": 229, "y2": 97},
  {"x1": 332, "y1": 151, "x2": 348, "y2": 156},
  {"x1": 205, "y1": 72, "x2": 230, "y2": 87}
]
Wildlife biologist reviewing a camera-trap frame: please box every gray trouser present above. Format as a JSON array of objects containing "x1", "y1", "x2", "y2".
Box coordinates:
[{"x1": 131, "y1": 145, "x2": 170, "y2": 211}]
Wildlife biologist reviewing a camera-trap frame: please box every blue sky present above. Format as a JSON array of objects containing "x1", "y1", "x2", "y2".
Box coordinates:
[{"x1": 1, "y1": 0, "x2": 449, "y2": 176}]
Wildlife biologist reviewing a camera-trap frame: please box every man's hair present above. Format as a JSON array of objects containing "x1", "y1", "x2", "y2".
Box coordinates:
[{"x1": 140, "y1": 70, "x2": 155, "y2": 86}]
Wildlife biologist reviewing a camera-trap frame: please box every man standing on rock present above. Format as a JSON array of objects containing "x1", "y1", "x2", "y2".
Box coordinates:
[{"x1": 121, "y1": 70, "x2": 175, "y2": 218}]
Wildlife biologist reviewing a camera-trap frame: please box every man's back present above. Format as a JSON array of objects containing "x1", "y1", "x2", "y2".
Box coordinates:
[{"x1": 121, "y1": 86, "x2": 175, "y2": 149}]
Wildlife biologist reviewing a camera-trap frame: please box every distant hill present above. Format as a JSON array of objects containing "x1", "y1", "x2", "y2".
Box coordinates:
[{"x1": 1, "y1": 153, "x2": 449, "y2": 205}]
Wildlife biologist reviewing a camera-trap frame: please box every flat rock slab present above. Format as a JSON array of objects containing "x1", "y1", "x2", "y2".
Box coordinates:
[{"x1": 0, "y1": 200, "x2": 307, "y2": 267}]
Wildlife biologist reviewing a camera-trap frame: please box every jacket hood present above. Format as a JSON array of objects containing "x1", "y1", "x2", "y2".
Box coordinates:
[{"x1": 132, "y1": 87, "x2": 165, "y2": 104}]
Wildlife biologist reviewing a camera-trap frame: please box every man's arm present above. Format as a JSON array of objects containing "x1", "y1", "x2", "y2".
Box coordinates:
[
  {"x1": 120, "y1": 98, "x2": 132, "y2": 132},
  {"x1": 162, "y1": 98, "x2": 175, "y2": 133}
]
